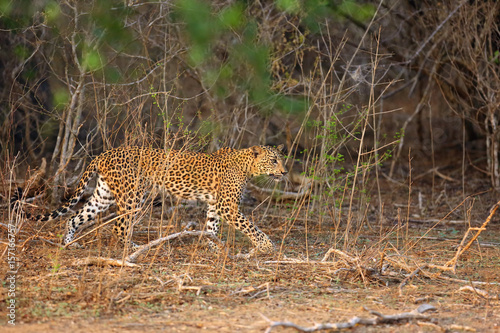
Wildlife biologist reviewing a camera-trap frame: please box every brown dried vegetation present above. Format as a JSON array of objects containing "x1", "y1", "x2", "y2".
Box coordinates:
[{"x1": 1, "y1": 0, "x2": 500, "y2": 331}]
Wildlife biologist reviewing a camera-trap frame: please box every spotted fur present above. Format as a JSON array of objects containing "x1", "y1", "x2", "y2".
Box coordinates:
[{"x1": 37, "y1": 145, "x2": 287, "y2": 252}]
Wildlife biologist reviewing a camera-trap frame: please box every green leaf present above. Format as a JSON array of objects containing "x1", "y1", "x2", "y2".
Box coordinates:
[
  {"x1": 276, "y1": 95, "x2": 309, "y2": 115},
  {"x1": 219, "y1": 3, "x2": 244, "y2": 29},
  {"x1": 53, "y1": 88, "x2": 69, "y2": 108},
  {"x1": 14, "y1": 45, "x2": 29, "y2": 60},
  {"x1": 338, "y1": 0, "x2": 375, "y2": 22},
  {"x1": 104, "y1": 67, "x2": 122, "y2": 83},
  {"x1": 44, "y1": 1, "x2": 61, "y2": 23},
  {"x1": 188, "y1": 45, "x2": 208, "y2": 66},
  {"x1": 0, "y1": 0, "x2": 13, "y2": 16},
  {"x1": 176, "y1": 0, "x2": 219, "y2": 46},
  {"x1": 276, "y1": 0, "x2": 301, "y2": 14},
  {"x1": 82, "y1": 49, "x2": 104, "y2": 71}
]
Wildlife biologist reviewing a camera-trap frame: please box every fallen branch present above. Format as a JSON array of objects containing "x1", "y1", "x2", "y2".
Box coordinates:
[
  {"x1": 405, "y1": 218, "x2": 471, "y2": 225},
  {"x1": 459, "y1": 286, "x2": 499, "y2": 300},
  {"x1": 262, "y1": 259, "x2": 341, "y2": 265},
  {"x1": 263, "y1": 304, "x2": 436, "y2": 332},
  {"x1": 416, "y1": 236, "x2": 499, "y2": 248},
  {"x1": 439, "y1": 276, "x2": 500, "y2": 286},
  {"x1": 413, "y1": 166, "x2": 457, "y2": 182},
  {"x1": 445, "y1": 200, "x2": 500, "y2": 272},
  {"x1": 390, "y1": 200, "x2": 500, "y2": 292},
  {"x1": 126, "y1": 230, "x2": 218, "y2": 263},
  {"x1": 247, "y1": 179, "x2": 311, "y2": 202},
  {"x1": 321, "y1": 248, "x2": 359, "y2": 263},
  {"x1": 399, "y1": 264, "x2": 427, "y2": 296},
  {"x1": 72, "y1": 230, "x2": 219, "y2": 267},
  {"x1": 74, "y1": 257, "x2": 140, "y2": 268}
]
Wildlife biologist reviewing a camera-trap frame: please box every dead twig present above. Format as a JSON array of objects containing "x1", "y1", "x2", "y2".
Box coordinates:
[
  {"x1": 445, "y1": 200, "x2": 499, "y2": 272},
  {"x1": 262, "y1": 259, "x2": 340, "y2": 265},
  {"x1": 390, "y1": 200, "x2": 500, "y2": 293},
  {"x1": 71, "y1": 230, "x2": 218, "y2": 267},
  {"x1": 74, "y1": 257, "x2": 140, "y2": 268},
  {"x1": 413, "y1": 166, "x2": 457, "y2": 182},
  {"x1": 321, "y1": 248, "x2": 358, "y2": 263},
  {"x1": 399, "y1": 264, "x2": 427, "y2": 296},
  {"x1": 246, "y1": 180, "x2": 311, "y2": 202},
  {"x1": 439, "y1": 276, "x2": 500, "y2": 286},
  {"x1": 459, "y1": 286, "x2": 499, "y2": 300},
  {"x1": 262, "y1": 304, "x2": 436, "y2": 332},
  {"x1": 126, "y1": 230, "x2": 218, "y2": 263}
]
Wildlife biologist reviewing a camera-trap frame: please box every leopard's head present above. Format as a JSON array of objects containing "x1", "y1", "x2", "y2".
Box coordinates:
[{"x1": 250, "y1": 145, "x2": 287, "y2": 181}]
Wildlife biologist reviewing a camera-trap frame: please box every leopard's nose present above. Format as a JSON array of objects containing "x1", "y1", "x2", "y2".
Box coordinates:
[{"x1": 282, "y1": 171, "x2": 288, "y2": 176}]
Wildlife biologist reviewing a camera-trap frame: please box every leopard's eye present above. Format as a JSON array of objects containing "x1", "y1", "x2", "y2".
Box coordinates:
[{"x1": 271, "y1": 158, "x2": 277, "y2": 164}]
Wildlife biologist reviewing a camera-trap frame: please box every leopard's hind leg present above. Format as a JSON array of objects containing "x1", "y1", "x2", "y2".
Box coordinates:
[
  {"x1": 205, "y1": 203, "x2": 222, "y2": 251},
  {"x1": 64, "y1": 176, "x2": 115, "y2": 245},
  {"x1": 111, "y1": 185, "x2": 148, "y2": 249}
]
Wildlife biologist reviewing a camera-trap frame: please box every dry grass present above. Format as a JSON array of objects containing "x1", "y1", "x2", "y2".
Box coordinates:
[
  {"x1": 2, "y1": 171, "x2": 500, "y2": 331},
  {"x1": 2, "y1": 1, "x2": 500, "y2": 331}
]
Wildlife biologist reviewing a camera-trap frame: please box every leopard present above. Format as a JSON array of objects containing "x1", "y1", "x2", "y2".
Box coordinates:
[{"x1": 35, "y1": 145, "x2": 287, "y2": 253}]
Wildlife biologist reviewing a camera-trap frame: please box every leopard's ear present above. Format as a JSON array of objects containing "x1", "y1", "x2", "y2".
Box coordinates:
[
  {"x1": 277, "y1": 144, "x2": 284, "y2": 153},
  {"x1": 251, "y1": 146, "x2": 264, "y2": 158}
]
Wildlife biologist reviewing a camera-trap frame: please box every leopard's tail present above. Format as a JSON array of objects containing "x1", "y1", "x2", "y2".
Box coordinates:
[
  {"x1": 11, "y1": 159, "x2": 99, "y2": 222},
  {"x1": 38, "y1": 159, "x2": 99, "y2": 222}
]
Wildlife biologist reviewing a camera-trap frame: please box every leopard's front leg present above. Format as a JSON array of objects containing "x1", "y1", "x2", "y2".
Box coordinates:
[
  {"x1": 235, "y1": 211, "x2": 275, "y2": 253},
  {"x1": 216, "y1": 200, "x2": 275, "y2": 253}
]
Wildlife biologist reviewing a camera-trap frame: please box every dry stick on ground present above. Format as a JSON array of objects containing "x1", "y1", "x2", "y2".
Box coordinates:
[
  {"x1": 74, "y1": 257, "x2": 141, "y2": 268},
  {"x1": 73, "y1": 230, "x2": 218, "y2": 267},
  {"x1": 321, "y1": 248, "x2": 358, "y2": 263},
  {"x1": 262, "y1": 304, "x2": 436, "y2": 333},
  {"x1": 246, "y1": 180, "x2": 312, "y2": 202},
  {"x1": 444, "y1": 200, "x2": 500, "y2": 272},
  {"x1": 397, "y1": 200, "x2": 500, "y2": 293},
  {"x1": 126, "y1": 230, "x2": 219, "y2": 263},
  {"x1": 440, "y1": 276, "x2": 500, "y2": 286},
  {"x1": 314, "y1": 201, "x2": 499, "y2": 294},
  {"x1": 398, "y1": 264, "x2": 429, "y2": 296},
  {"x1": 459, "y1": 286, "x2": 499, "y2": 300}
]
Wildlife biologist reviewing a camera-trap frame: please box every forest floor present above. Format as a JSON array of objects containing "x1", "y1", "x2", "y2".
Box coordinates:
[{"x1": 1, "y1": 163, "x2": 500, "y2": 332}]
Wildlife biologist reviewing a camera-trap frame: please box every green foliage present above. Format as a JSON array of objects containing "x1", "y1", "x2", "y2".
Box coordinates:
[
  {"x1": 82, "y1": 49, "x2": 104, "y2": 71},
  {"x1": 0, "y1": 0, "x2": 11, "y2": 15},
  {"x1": 2, "y1": 0, "x2": 381, "y2": 178},
  {"x1": 53, "y1": 88, "x2": 70, "y2": 109},
  {"x1": 90, "y1": 0, "x2": 133, "y2": 48},
  {"x1": 0, "y1": 0, "x2": 45, "y2": 28},
  {"x1": 218, "y1": 3, "x2": 245, "y2": 29},
  {"x1": 198, "y1": 119, "x2": 219, "y2": 137},
  {"x1": 47, "y1": 253, "x2": 61, "y2": 274},
  {"x1": 2, "y1": 0, "x2": 138, "y2": 84},
  {"x1": 305, "y1": 103, "x2": 396, "y2": 212},
  {"x1": 176, "y1": 0, "x2": 220, "y2": 65},
  {"x1": 275, "y1": 95, "x2": 309, "y2": 115},
  {"x1": 337, "y1": 0, "x2": 376, "y2": 22},
  {"x1": 175, "y1": 0, "x2": 273, "y2": 106},
  {"x1": 44, "y1": 1, "x2": 61, "y2": 23},
  {"x1": 173, "y1": 0, "x2": 375, "y2": 115},
  {"x1": 277, "y1": 0, "x2": 301, "y2": 14},
  {"x1": 492, "y1": 50, "x2": 499, "y2": 64},
  {"x1": 13, "y1": 45, "x2": 29, "y2": 59},
  {"x1": 302, "y1": 0, "x2": 375, "y2": 33},
  {"x1": 174, "y1": 0, "x2": 318, "y2": 114}
]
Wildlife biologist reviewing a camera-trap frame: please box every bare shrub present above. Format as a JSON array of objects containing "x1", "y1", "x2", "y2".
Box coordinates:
[{"x1": 376, "y1": 1, "x2": 500, "y2": 188}]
